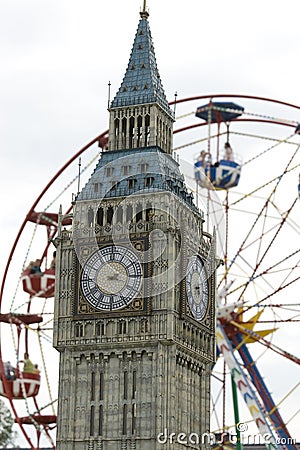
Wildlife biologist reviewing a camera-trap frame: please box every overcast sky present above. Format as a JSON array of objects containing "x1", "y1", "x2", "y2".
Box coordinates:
[
  {"x1": 0, "y1": 0, "x2": 300, "y2": 445},
  {"x1": 1, "y1": 0, "x2": 300, "y2": 240}
]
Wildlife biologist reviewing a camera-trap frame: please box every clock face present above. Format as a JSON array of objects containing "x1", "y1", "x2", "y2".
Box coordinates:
[
  {"x1": 80, "y1": 245, "x2": 142, "y2": 311},
  {"x1": 186, "y1": 256, "x2": 209, "y2": 321}
]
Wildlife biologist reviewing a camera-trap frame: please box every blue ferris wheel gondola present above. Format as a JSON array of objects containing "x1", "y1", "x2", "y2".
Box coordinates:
[
  {"x1": 195, "y1": 101, "x2": 244, "y2": 123},
  {"x1": 194, "y1": 158, "x2": 241, "y2": 190}
]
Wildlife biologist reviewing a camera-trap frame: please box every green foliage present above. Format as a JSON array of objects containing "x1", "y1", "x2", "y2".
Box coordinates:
[{"x1": 0, "y1": 399, "x2": 15, "y2": 448}]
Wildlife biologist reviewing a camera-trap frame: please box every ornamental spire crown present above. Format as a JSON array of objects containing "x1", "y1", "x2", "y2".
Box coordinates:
[{"x1": 110, "y1": 10, "x2": 173, "y2": 119}]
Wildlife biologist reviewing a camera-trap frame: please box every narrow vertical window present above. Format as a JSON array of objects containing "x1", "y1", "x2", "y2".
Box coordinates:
[
  {"x1": 144, "y1": 176, "x2": 153, "y2": 187},
  {"x1": 129, "y1": 116, "x2": 135, "y2": 148},
  {"x1": 135, "y1": 203, "x2": 143, "y2": 222},
  {"x1": 146, "y1": 203, "x2": 153, "y2": 222},
  {"x1": 100, "y1": 372, "x2": 104, "y2": 401},
  {"x1": 122, "y1": 165, "x2": 131, "y2": 176},
  {"x1": 122, "y1": 117, "x2": 127, "y2": 147},
  {"x1": 128, "y1": 178, "x2": 136, "y2": 190},
  {"x1": 114, "y1": 118, "x2": 119, "y2": 148},
  {"x1": 140, "y1": 163, "x2": 148, "y2": 173},
  {"x1": 145, "y1": 114, "x2": 150, "y2": 146},
  {"x1": 119, "y1": 321, "x2": 127, "y2": 334},
  {"x1": 97, "y1": 207, "x2": 104, "y2": 226},
  {"x1": 90, "y1": 405, "x2": 95, "y2": 436},
  {"x1": 91, "y1": 372, "x2": 95, "y2": 401},
  {"x1": 124, "y1": 371, "x2": 128, "y2": 400},
  {"x1": 116, "y1": 205, "x2": 123, "y2": 223},
  {"x1": 132, "y1": 370, "x2": 137, "y2": 399},
  {"x1": 122, "y1": 404, "x2": 127, "y2": 435},
  {"x1": 107, "y1": 206, "x2": 114, "y2": 225},
  {"x1": 132, "y1": 403, "x2": 136, "y2": 434},
  {"x1": 88, "y1": 207, "x2": 94, "y2": 227},
  {"x1": 137, "y1": 115, "x2": 142, "y2": 147},
  {"x1": 105, "y1": 167, "x2": 114, "y2": 177},
  {"x1": 98, "y1": 404, "x2": 103, "y2": 436},
  {"x1": 126, "y1": 204, "x2": 133, "y2": 222},
  {"x1": 75, "y1": 323, "x2": 84, "y2": 338},
  {"x1": 96, "y1": 322, "x2": 105, "y2": 336}
]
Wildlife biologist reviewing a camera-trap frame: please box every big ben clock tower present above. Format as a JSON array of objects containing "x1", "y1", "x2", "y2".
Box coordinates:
[{"x1": 53, "y1": 4, "x2": 216, "y2": 450}]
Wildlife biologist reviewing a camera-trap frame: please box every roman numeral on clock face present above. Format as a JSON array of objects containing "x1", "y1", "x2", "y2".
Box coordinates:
[{"x1": 80, "y1": 245, "x2": 143, "y2": 311}]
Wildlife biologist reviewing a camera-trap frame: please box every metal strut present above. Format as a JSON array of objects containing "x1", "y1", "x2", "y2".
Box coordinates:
[{"x1": 216, "y1": 322, "x2": 280, "y2": 449}]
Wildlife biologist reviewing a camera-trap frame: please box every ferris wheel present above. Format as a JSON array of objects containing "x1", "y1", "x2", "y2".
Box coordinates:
[
  {"x1": 173, "y1": 94, "x2": 300, "y2": 449},
  {"x1": 1, "y1": 95, "x2": 300, "y2": 449}
]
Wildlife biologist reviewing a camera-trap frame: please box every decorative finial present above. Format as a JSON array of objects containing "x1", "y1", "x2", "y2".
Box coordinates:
[
  {"x1": 173, "y1": 91, "x2": 178, "y2": 116},
  {"x1": 107, "y1": 81, "x2": 111, "y2": 109},
  {"x1": 140, "y1": 0, "x2": 149, "y2": 18}
]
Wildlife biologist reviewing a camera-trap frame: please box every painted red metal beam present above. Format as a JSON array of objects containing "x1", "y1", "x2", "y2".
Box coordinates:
[
  {"x1": 170, "y1": 93, "x2": 300, "y2": 112},
  {"x1": 0, "y1": 131, "x2": 108, "y2": 309}
]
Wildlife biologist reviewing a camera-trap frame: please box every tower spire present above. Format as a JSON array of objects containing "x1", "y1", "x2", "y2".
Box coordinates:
[{"x1": 140, "y1": 0, "x2": 149, "y2": 18}]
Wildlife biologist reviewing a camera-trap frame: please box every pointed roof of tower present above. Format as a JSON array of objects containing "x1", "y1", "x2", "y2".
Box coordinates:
[{"x1": 110, "y1": 13, "x2": 173, "y2": 117}]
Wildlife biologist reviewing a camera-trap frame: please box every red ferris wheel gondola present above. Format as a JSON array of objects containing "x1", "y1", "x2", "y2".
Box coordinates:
[{"x1": 0, "y1": 314, "x2": 42, "y2": 400}]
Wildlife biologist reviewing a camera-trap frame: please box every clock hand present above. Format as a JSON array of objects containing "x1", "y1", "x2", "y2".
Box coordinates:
[{"x1": 194, "y1": 285, "x2": 201, "y2": 296}]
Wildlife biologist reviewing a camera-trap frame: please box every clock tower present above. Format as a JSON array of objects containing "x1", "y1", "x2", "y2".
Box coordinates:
[{"x1": 53, "y1": 5, "x2": 216, "y2": 450}]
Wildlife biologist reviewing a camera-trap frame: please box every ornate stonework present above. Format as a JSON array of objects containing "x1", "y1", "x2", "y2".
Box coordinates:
[{"x1": 53, "y1": 7, "x2": 216, "y2": 450}]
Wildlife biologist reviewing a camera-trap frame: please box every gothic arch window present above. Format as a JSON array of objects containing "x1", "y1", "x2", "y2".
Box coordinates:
[
  {"x1": 132, "y1": 403, "x2": 137, "y2": 434},
  {"x1": 96, "y1": 322, "x2": 105, "y2": 336},
  {"x1": 122, "y1": 165, "x2": 131, "y2": 176},
  {"x1": 75, "y1": 323, "x2": 84, "y2": 338},
  {"x1": 116, "y1": 205, "x2": 123, "y2": 223},
  {"x1": 137, "y1": 115, "x2": 142, "y2": 147},
  {"x1": 128, "y1": 178, "x2": 136, "y2": 190},
  {"x1": 145, "y1": 114, "x2": 150, "y2": 146},
  {"x1": 140, "y1": 318, "x2": 149, "y2": 333},
  {"x1": 121, "y1": 117, "x2": 127, "y2": 147},
  {"x1": 168, "y1": 128, "x2": 172, "y2": 152},
  {"x1": 89, "y1": 405, "x2": 95, "y2": 436},
  {"x1": 118, "y1": 321, "x2": 127, "y2": 334},
  {"x1": 158, "y1": 117, "x2": 162, "y2": 147},
  {"x1": 114, "y1": 118, "x2": 120, "y2": 142},
  {"x1": 107, "y1": 206, "x2": 114, "y2": 225},
  {"x1": 129, "y1": 116, "x2": 135, "y2": 148},
  {"x1": 145, "y1": 202, "x2": 153, "y2": 222},
  {"x1": 135, "y1": 202, "x2": 143, "y2": 222},
  {"x1": 87, "y1": 207, "x2": 94, "y2": 227},
  {"x1": 97, "y1": 207, "x2": 104, "y2": 226},
  {"x1": 126, "y1": 204, "x2": 133, "y2": 222},
  {"x1": 105, "y1": 167, "x2": 114, "y2": 177},
  {"x1": 128, "y1": 318, "x2": 137, "y2": 335},
  {"x1": 91, "y1": 371, "x2": 96, "y2": 401},
  {"x1": 94, "y1": 182, "x2": 102, "y2": 193},
  {"x1": 140, "y1": 162, "x2": 148, "y2": 173},
  {"x1": 144, "y1": 176, "x2": 154, "y2": 188}
]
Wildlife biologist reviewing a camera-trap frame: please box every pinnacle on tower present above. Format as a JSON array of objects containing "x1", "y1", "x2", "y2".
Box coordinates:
[{"x1": 110, "y1": 9, "x2": 173, "y2": 119}]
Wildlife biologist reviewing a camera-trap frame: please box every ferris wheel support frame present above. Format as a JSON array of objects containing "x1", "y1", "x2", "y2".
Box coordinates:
[{"x1": 232, "y1": 333, "x2": 298, "y2": 450}]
